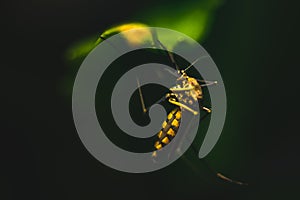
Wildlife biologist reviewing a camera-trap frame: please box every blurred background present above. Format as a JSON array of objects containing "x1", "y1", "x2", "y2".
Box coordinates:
[{"x1": 3, "y1": 0, "x2": 300, "y2": 199}]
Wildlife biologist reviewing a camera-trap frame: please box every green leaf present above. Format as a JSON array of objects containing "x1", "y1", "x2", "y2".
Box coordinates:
[{"x1": 65, "y1": 0, "x2": 223, "y2": 62}]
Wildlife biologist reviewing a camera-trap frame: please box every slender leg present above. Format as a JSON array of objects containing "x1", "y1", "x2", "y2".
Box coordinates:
[
  {"x1": 216, "y1": 173, "x2": 248, "y2": 185},
  {"x1": 136, "y1": 78, "x2": 147, "y2": 113},
  {"x1": 188, "y1": 127, "x2": 248, "y2": 186},
  {"x1": 155, "y1": 38, "x2": 180, "y2": 72},
  {"x1": 198, "y1": 80, "x2": 218, "y2": 87},
  {"x1": 170, "y1": 86, "x2": 194, "y2": 92},
  {"x1": 168, "y1": 98, "x2": 198, "y2": 115},
  {"x1": 200, "y1": 106, "x2": 211, "y2": 121},
  {"x1": 136, "y1": 78, "x2": 168, "y2": 114},
  {"x1": 150, "y1": 29, "x2": 178, "y2": 71},
  {"x1": 195, "y1": 106, "x2": 248, "y2": 185}
]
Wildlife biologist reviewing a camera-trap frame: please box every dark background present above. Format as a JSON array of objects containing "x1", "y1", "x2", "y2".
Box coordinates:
[{"x1": 4, "y1": 0, "x2": 300, "y2": 199}]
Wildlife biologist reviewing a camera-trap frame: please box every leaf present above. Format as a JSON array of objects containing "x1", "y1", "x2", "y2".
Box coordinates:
[
  {"x1": 133, "y1": 0, "x2": 223, "y2": 42},
  {"x1": 65, "y1": 0, "x2": 224, "y2": 62}
]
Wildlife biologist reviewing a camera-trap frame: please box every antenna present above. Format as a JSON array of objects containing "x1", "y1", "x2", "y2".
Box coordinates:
[{"x1": 183, "y1": 55, "x2": 210, "y2": 73}]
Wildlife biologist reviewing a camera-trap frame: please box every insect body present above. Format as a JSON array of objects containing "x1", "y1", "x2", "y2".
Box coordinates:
[{"x1": 151, "y1": 68, "x2": 213, "y2": 157}]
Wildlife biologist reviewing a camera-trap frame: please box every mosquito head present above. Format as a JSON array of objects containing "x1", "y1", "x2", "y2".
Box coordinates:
[{"x1": 176, "y1": 70, "x2": 189, "y2": 81}]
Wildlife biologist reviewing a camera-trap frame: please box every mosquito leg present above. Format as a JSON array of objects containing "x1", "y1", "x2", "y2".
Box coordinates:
[
  {"x1": 198, "y1": 106, "x2": 248, "y2": 185},
  {"x1": 136, "y1": 80, "x2": 168, "y2": 114},
  {"x1": 155, "y1": 38, "x2": 180, "y2": 72},
  {"x1": 200, "y1": 81, "x2": 218, "y2": 87},
  {"x1": 136, "y1": 78, "x2": 147, "y2": 113},
  {"x1": 168, "y1": 98, "x2": 199, "y2": 115},
  {"x1": 199, "y1": 106, "x2": 211, "y2": 121},
  {"x1": 170, "y1": 86, "x2": 194, "y2": 92},
  {"x1": 216, "y1": 173, "x2": 248, "y2": 185},
  {"x1": 189, "y1": 135, "x2": 248, "y2": 185},
  {"x1": 136, "y1": 77, "x2": 169, "y2": 113},
  {"x1": 202, "y1": 106, "x2": 211, "y2": 113}
]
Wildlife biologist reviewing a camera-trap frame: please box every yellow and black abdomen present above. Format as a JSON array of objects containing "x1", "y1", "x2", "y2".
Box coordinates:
[{"x1": 153, "y1": 107, "x2": 181, "y2": 151}]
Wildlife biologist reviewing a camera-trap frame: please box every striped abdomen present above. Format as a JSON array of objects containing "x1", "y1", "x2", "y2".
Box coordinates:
[{"x1": 153, "y1": 107, "x2": 181, "y2": 152}]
